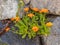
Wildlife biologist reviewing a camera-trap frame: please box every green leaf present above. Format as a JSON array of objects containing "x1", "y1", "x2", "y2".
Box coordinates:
[
  {"x1": 28, "y1": 32, "x2": 32, "y2": 39},
  {"x1": 22, "y1": 34, "x2": 26, "y2": 38}
]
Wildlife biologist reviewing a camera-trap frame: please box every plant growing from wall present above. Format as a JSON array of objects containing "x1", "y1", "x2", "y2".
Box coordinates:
[{"x1": 10, "y1": 7, "x2": 53, "y2": 39}]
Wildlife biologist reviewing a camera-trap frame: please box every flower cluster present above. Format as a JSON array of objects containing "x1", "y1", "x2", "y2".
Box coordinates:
[{"x1": 11, "y1": 7, "x2": 53, "y2": 39}]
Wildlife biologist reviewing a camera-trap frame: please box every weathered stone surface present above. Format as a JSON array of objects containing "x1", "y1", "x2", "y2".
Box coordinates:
[
  {"x1": 43, "y1": 17, "x2": 60, "y2": 45},
  {"x1": 23, "y1": 0, "x2": 60, "y2": 15},
  {"x1": 0, "y1": 31, "x2": 40, "y2": 45},
  {"x1": 23, "y1": 0, "x2": 30, "y2": 5},
  {"x1": 0, "y1": 0, "x2": 18, "y2": 20},
  {"x1": 0, "y1": 40, "x2": 8, "y2": 45}
]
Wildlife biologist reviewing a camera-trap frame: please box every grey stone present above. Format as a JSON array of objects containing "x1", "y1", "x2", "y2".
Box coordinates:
[
  {"x1": 43, "y1": 17, "x2": 60, "y2": 45},
  {"x1": 0, "y1": 0, "x2": 18, "y2": 20},
  {"x1": 0, "y1": 31, "x2": 40, "y2": 45},
  {"x1": 23, "y1": 0, "x2": 30, "y2": 5},
  {"x1": 23, "y1": 0, "x2": 60, "y2": 15},
  {"x1": 0, "y1": 39, "x2": 8, "y2": 45}
]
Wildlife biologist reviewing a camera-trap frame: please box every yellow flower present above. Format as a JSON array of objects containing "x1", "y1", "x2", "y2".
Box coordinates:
[
  {"x1": 15, "y1": 16, "x2": 20, "y2": 22},
  {"x1": 39, "y1": 8, "x2": 48, "y2": 13},
  {"x1": 46, "y1": 22, "x2": 53, "y2": 27},
  {"x1": 32, "y1": 26, "x2": 39, "y2": 32},
  {"x1": 32, "y1": 8, "x2": 39, "y2": 12},
  {"x1": 5, "y1": 27, "x2": 10, "y2": 32},
  {"x1": 28, "y1": 13, "x2": 34, "y2": 18},
  {"x1": 24, "y1": 7, "x2": 29, "y2": 12}
]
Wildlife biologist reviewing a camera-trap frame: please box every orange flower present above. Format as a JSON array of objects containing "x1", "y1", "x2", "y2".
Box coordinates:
[
  {"x1": 32, "y1": 26, "x2": 39, "y2": 32},
  {"x1": 15, "y1": 16, "x2": 20, "y2": 22},
  {"x1": 28, "y1": 13, "x2": 34, "y2": 18},
  {"x1": 24, "y1": 7, "x2": 29, "y2": 12},
  {"x1": 46, "y1": 22, "x2": 53, "y2": 27},
  {"x1": 11, "y1": 16, "x2": 20, "y2": 21},
  {"x1": 5, "y1": 27, "x2": 10, "y2": 32},
  {"x1": 39, "y1": 8, "x2": 48, "y2": 13},
  {"x1": 32, "y1": 8, "x2": 39, "y2": 12},
  {"x1": 11, "y1": 18, "x2": 15, "y2": 21}
]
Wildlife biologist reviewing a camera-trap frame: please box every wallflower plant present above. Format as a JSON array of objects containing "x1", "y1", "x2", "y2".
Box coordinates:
[{"x1": 11, "y1": 7, "x2": 53, "y2": 39}]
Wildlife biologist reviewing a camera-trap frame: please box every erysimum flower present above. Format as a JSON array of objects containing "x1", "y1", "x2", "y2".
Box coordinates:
[
  {"x1": 32, "y1": 8, "x2": 39, "y2": 12},
  {"x1": 32, "y1": 26, "x2": 39, "y2": 32},
  {"x1": 39, "y1": 8, "x2": 48, "y2": 13},
  {"x1": 28, "y1": 13, "x2": 34, "y2": 18},
  {"x1": 24, "y1": 7, "x2": 29, "y2": 12},
  {"x1": 46, "y1": 22, "x2": 53, "y2": 27},
  {"x1": 5, "y1": 27, "x2": 10, "y2": 32},
  {"x1": 11, "y1": 16, "x2": 20, "y2": 22},
  {"x1": 15, "y1": 16, "x2": 20, "y2": 22}
]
